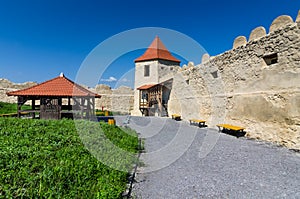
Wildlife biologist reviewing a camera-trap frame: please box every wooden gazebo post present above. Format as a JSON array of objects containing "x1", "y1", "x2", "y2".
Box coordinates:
[
  {"x1": 92, "y1": 97, "x2": 95, "y2": 117},
  {"x1": 17, "y1": 96, "x2": 21, "y2": 118},
  {"x1": 87, "y1": 97, "x2": 90, "y2": 119},
  {"x1": 32, "y1": 98, "x2": 35, "y2": 119},
  {"x1": 17, "y1": 96, "x2": 28, "y2": 118}
]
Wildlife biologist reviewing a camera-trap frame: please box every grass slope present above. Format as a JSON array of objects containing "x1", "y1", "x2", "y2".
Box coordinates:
[{"x1": 0, "y1": 118, "x2": 139, "y2": 198}]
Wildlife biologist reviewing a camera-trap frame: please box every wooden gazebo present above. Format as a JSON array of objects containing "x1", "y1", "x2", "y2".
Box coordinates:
[{"x1": 7, "y1": 73, "x2": 101, "y2": 120}]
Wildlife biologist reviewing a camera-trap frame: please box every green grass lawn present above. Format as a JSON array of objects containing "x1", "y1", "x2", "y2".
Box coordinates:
[
  {"x1": 0, "y1": 118, "x2": 140, "y2": 198},
  {"x1": 0, "y1": 101, "x2": 31, "y2": 114}
]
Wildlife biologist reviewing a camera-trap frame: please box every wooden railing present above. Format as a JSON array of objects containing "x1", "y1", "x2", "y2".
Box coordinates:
[
  {"x1": 139, "y1": 102, "x2": 149, "y2": 108},
  {"x1": 0, "y1": 112, "x2": 31, "y2": 117}
]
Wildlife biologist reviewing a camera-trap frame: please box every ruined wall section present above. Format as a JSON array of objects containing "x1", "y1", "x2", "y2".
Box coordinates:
[
  {"x1": 0, "y1": 79, "x2": 37, "y2": 103},
  {"x1": 169, "y1": 14, "x2": 300, "y2": 149},
  {"x1": 92, "y1": 84, "x2": 134, "y2": 114},
  {"x1": 110, "y1": 86, "x2": 134, "y2": 114},
  {"x1": 168, "y1": 62, "x2": 213, "y2": 121}
]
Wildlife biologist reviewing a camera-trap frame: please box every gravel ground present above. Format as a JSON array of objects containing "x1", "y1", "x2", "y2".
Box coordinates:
[{"x1": 115, "y1": 116, "x2": 300, "y2": 199}]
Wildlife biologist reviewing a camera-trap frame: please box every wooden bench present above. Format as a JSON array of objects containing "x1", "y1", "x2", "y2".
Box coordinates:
[
  {"x1": 189, "y1": 119, "x2": 206, "y2": 127},
  {"x1": 171, "y1": 114, "x2": 181, "y2": 121},
  {"x1": 216, "y1": 124, "x2": 245, "y2": 135}
]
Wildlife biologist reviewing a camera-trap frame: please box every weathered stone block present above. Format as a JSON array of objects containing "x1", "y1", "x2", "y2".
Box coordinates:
[
  {"x1": 296, "y1": 10, "x2": 300, "y2": 26},
  {"x1": 249, "y1": 26, "x2": 266, "y2": 41},
  {"x1": 269, "y1": 15, "x2": 294, "y2": 33},
  {"x1": 233, "y1": 36, "x2": 247, "y2": 49},
  {"x1": 201, "y1": 53, "x2": 210, "y2": 63}
]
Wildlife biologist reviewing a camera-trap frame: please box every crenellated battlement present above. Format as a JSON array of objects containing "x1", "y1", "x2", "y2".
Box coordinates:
[{"x1": 200, "y1": 11, "x2": 300, "y2": 64}]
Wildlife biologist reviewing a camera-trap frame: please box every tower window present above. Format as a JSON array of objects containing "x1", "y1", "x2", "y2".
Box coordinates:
[
  {"x1": 263, "y1": 53, "x2": 278, "y2": 66},
  {"x1": 144, "y1": 65, "x2": 150, "y2": 77}
]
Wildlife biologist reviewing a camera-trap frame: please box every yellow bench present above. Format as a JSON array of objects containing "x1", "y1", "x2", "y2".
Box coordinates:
[
  {"x1": 216, "y1": 124, "x2": 245, "y2": 133},
  {"x1": 189, "y1": 119, "x2": 206, "y2": 127},
  {"x1": 108, "y1": 119, "x2": 116, "y2": 125},
  {"x1": 171, "y1": 114, "x2": 181, "y2": 121}
]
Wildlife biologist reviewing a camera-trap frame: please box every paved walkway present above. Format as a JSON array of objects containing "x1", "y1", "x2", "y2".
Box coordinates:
[{"x1": 116, "y1": 116, "x2": 300, "y2": 198}]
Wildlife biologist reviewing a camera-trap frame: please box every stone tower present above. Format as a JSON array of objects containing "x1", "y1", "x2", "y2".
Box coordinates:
[{"x1": 131, "y1": 36, "x2": 180, "y2": 116}]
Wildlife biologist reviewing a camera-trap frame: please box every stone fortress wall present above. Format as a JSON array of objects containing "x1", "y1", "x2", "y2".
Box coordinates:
[
  {"x1": 168, "y1": 12, "x2": 300, "y2": 149},
  {"x1": 0, "y1": 79, "x2": 37, "y2": 104},
  {"x1": 0, "y1": 79, "x2": 134, "y2": 114},
  {"x1": 91, "y1": 84, "x2": 134, "y2": 114}
]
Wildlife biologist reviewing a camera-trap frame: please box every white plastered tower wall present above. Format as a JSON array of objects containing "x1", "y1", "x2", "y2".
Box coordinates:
[
  {"x1": 134, "y1": 60, "x2": 160, "y2": 88},
  {"x1": 131, "y1": 60, "x2": 159, "y2": 116}
]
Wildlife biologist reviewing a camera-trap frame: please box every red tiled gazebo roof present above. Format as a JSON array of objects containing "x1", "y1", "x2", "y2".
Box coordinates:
[
  {"x1": 135, "y1": 36, "x2": 181, "y2": 63},
  {"x1": 7, "y1": 73, "x2": 101, "y2": 98}
]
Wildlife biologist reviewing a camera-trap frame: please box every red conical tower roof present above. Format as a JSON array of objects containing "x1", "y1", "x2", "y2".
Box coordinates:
[{"x1": 135, "y1": 36, "x2": 180, "y2": 63}]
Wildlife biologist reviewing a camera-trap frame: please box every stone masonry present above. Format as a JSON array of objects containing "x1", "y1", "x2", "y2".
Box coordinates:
[
  {"x1": 0, "y1": 78, "x2": 37, "y2": 104},
  {"x1": 92, "y1": 84, "x2": 134, "y2": 114},
  {"x1": 168, "y1": 13, "x2": 300, "y2": 149}
]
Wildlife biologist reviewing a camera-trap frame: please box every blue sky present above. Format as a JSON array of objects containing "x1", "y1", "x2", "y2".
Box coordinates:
[{"x1": 0, "y1": 0, "x2": 299, "y2": 88}]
